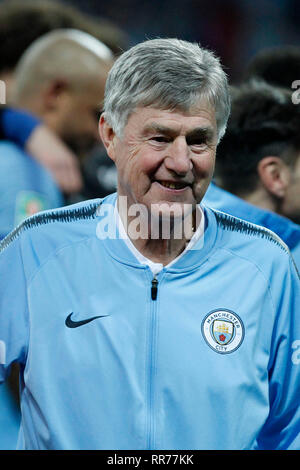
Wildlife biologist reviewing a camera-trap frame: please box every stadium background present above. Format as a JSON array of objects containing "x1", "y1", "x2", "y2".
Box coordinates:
[{"x1": 54, "y1": 0, "x2": 300, "y2": 82}]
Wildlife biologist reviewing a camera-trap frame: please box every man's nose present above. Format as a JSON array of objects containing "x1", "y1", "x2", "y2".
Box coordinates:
[{"x1": 164, "y1": 137, "x2": 192, "y2": 175}]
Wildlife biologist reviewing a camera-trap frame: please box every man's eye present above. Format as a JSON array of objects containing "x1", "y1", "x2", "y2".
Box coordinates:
[
  {"x1": 151, "y1": 136, "x2": 170, "y2": 143},
  {"x1": 188, "y1": 139, "x2": 206, "y2": 147}
]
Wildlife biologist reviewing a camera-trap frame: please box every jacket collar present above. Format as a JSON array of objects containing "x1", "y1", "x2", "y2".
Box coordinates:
[{"x1": 96, "y1": 193, "x2": 219, "y2": 272}]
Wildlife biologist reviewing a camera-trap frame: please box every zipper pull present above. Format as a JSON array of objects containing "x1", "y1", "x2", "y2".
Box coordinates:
[{"x1": 151, "y1": 277, "x2": 158, "y2": 301}]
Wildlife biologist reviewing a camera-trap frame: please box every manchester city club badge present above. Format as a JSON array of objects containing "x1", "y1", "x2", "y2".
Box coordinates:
[{"x1": 201, "y1": 309, "x2": 245, "y2": 354}]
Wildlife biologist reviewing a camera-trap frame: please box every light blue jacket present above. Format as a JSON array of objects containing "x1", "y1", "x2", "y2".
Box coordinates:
[{"x1": 0, "y1": 193, "x2": 299, "y2": 449}]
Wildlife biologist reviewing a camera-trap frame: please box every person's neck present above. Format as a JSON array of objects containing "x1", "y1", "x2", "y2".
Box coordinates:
[
  {"x1": 244, "y1": 188, "x2": 279, "y2": 213},
  {"x1": 117, "y1": 198, "x2": 201, "y2": 265}
]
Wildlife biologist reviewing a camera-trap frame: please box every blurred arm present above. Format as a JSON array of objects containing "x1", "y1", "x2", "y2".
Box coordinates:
[
  {"x1": 26, "y1": 124, "x2": 83, "y2": 195},
  {"x1": 0, "y1": 106, "x2": 83, "y2": 194}
]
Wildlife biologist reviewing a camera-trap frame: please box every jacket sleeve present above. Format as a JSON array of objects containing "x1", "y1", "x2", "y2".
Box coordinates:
[
  {"x1": 257, "y1": 256, "x2": 300, "y2": 449},
  {"x1": 0, "y1": 235, "x2": 29, "y2": 383}
]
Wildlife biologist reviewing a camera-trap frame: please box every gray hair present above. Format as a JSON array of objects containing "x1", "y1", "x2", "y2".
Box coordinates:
[{"x1": 103, "y1": 38, "x2": 231, "y2": 141}]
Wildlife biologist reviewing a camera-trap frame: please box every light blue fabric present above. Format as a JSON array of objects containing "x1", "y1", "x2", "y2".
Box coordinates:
[
  {"x1": 204, "y1": 183, "x2": 300, "y2": 269},
  {"x1": 0, "y1": 141, "x2": 63, "y2": 240},
  {"x1": 0, "y1": 140, "x2": 63, "y2": 449},
  {"x1": 0, "y1": 384, "x2": 20, "y2": 450},
  {"x1": 0, "y1": 193, "x2": 299, "y2": 450}
]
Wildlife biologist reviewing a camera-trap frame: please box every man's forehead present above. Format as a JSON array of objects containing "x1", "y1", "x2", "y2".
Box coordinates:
[{"x1": 129, "y1": 105, "x2": 217, "y2": 134}]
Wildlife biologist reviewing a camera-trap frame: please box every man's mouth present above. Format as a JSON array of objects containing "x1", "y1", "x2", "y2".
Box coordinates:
[{"x1": 155, "y1": 180, "x2": 191, "y2": 190}]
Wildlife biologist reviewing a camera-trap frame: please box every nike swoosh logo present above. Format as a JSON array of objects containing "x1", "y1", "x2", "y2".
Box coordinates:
[{"x1": 65, "y1": 312, "x2": 109, "y2": 328}]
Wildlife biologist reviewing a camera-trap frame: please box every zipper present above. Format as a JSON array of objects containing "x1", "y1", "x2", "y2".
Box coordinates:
[
  {"x1": 151, "y1": 276, "x2": 158, "y2": 301},
  {"x1": 147, "y1": 274, "x2": 159, "y2": 449}
]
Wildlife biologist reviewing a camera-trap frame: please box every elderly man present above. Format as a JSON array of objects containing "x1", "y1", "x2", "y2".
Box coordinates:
[{"x1": 0, "y1": 38, "x2": 299, "y2": 450}]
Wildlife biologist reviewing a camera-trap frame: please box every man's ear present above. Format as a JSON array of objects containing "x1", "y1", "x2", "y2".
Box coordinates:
[
  {"x1": 257, "y1": 156, "x2": 290, "y2": 198},
  {"x1": 42, "y1": 79, "x2": 70, "y2": 112},
  {"x1": 98, "y1": 114, "x2": 117, "y2": 162}
]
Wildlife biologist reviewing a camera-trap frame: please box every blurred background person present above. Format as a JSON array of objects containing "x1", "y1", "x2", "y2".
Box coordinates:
[
  {"x1": 0, "y1": 0, "x2": 128, "y2": 100},
  {"x1": 204, "y1": 180, "x2": 300, "y2": 268},
  {"x1": 0, "y1": 0, "x2": 126, "y2": 202},
  {"x1": 0, "y1": 122, "x2": 64, "y2": 240},
  {"x1": 0, "y1": 106, "x2": 83, "y2": 219},
  {"x1": 205, "y1": 80, "x2": 300, "y2": 267},
  {"x1": 204, "y1": 43, "x2": 300, "y2": 268},
  {"x1": 11, "y1": 28, "x2": 116, "y2": 205},
  {"x1": 242, "y1": 45, "x2": 300, "y2": 89},
  {"x1": 216, "y1": 81, "x2": 300, "y2": 226},
  {"x1": 11, "y1": 29, "x2": 113, "y2": 158},
  {"x1": 1, "y1": 28, "x2": 113, "y2": 241}
]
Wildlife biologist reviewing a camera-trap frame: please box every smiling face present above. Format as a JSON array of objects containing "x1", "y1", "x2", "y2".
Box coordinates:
[{"x1": 100, "y1": 105, "x2": 218, "y2": 220}]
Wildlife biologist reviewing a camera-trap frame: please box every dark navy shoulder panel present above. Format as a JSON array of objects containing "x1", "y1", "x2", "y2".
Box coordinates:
[
  {"x1": 213, "y1": 209, "x2": 289, "y2": 254},
  {"x1": 213, "y1": 209, "x2": 300, "y2": 278},
  {"x1": 0, "y1": 199, "x2": 101, "y2": 252}
]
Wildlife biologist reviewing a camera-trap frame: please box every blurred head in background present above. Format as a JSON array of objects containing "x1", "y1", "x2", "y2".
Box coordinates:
[
  {"x1": 11, "y1": 29, "x2": 114, "y2": 157},
  {"x1": 0, "y1": 0, "x2": 128, "y2": 101},
  {"x1": 215, "y1": 80, "x2": 300, "y2": 224},
  {"x1": 243, "y1": 45, "x2": 300, "y2": 90}
]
